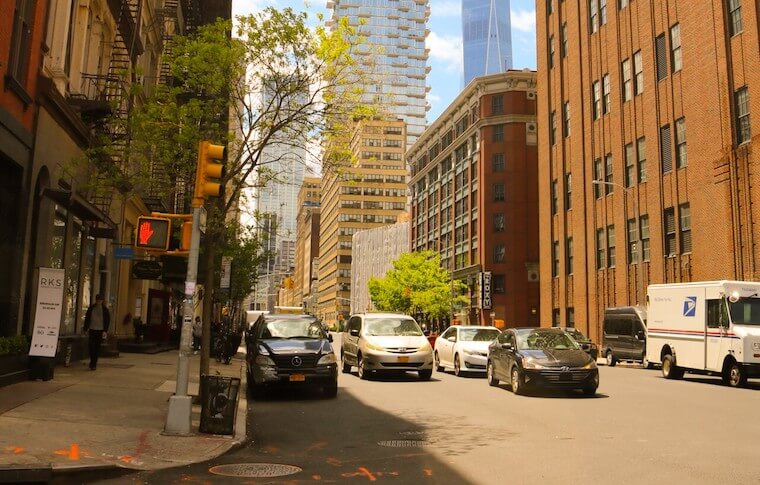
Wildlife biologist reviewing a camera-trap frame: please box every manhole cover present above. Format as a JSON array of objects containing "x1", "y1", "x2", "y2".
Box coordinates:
[
  {"x1": 208, "y1": 463, "x2": 302, "y2": 478},
  {"x1": 378, "y1": 440, "x2": 431, "y2": 448}
]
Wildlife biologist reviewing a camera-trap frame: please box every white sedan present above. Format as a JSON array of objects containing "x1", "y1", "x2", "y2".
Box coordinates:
[{"x1": 434, "y1": 326, "x2": 501, "y2": 376}]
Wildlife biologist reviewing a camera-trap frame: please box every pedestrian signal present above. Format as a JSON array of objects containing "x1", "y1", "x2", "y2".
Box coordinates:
[{"x1": 135, "y1": 216, "x2": 171, "y2": 250}]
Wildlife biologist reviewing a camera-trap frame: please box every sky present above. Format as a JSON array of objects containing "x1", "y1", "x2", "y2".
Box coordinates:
[{"x1": 231, "y1": 0, "x2": 537, "y2": 123}]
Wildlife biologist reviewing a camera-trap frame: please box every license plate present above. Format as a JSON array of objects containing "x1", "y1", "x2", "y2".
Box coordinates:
[
  {"x1": 289, "y1": 374, "x2": 305, "y2": 382},
  {"x1": 397, "y1": 356, "x2": 409, "y2": 363}
]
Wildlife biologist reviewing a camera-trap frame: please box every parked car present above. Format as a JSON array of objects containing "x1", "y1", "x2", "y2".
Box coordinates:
[
  {"x1": 602, "y1": 306, "x2": 648, "y2": 367},
  {"x1": 559, "y1": 327, "x2": 598, "y2": 360},
  {"x1": 341, "y1": 313, "x2": 434, "y2": 380},
  {"x1": 245, "y1": 313, "x2": 338, "y2": 398},
  {"x1": 434, "y1": 326, "x2": 501, "y2": 376},
  {"x1": 487, "y1": 327, "x2": 599, "y2": 396}
]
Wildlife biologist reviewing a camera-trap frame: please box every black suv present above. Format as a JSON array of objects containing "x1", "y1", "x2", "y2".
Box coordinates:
[{"x1": 245, "y1": 313, "x2": 338, "y2": 398}]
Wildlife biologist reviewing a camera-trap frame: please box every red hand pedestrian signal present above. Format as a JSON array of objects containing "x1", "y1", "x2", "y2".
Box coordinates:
[{"x1": 135, "y1": 217, "x2": 171, "y2": 250}]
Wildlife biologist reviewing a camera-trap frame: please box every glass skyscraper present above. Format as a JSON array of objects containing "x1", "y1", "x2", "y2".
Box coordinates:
[
  {"x1": 462, "y1": 0, "x2": 513, "y2": 86},
  {"x1": 327, "y1": 0, "x2": 430, "y2": 147}
]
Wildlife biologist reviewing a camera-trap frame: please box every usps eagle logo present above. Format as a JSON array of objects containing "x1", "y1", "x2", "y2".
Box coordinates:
[{"x1": 683, "y1": 296, "x2": 697, "y2": 317}]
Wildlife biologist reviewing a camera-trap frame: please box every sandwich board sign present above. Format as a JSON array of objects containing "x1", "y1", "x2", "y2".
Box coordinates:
[{"x1": 29, "y1": 268, "x2": 66, "y2": 358}]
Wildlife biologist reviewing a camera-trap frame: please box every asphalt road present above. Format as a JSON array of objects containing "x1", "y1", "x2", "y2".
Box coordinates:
[{"x1": 90, "y1": 336, "x2": 760, "y2": 484}]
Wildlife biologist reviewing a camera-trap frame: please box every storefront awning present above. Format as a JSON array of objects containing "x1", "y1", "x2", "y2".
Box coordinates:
[{"x1": 43, "y1": 188, "x2": 116, "y2": 235}]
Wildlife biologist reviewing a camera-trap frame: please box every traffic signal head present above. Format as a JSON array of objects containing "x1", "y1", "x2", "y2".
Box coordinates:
[
  {"x1": 194, "y1": 141, "x2": 226, "y2": 206},
  {"x1": 135, "y1": 216, "x2": 171, "y2": 250},
  {"x1": 180, "y1": 221, "x2": 192, "y2": 251}
]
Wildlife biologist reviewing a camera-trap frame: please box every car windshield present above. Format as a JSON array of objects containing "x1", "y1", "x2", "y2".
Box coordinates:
[
  {"x1": 728, "y1": 298, "x2": 760, "y2": 325},
  {"x1": 365, "y1": 318, "x2": 423, "y2": 336},
  {"x1": 459, "y1": 328, "x2": 500, "y2": 342},
  {"x1": 565, "y1": 328, "x2": 588, "y2": 341},
  {"x1": 516, "y1": 330, "x2": 580, "y2": 351},
  {"x1": 261, "y1": 317, "x2": 326, "y2": 339}
]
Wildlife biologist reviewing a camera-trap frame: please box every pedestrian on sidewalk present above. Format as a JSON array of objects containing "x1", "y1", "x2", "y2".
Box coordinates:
[
  {"x1": 83, "y1": 294, "x2": 110, "y2": 370},
  {"x1": 192, "y1": 316, "x2": 202, "y2": 354}
]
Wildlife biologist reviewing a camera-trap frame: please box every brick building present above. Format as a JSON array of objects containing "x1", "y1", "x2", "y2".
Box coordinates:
[
  {"x1": 538, "y1": 0, "x2": 760, "y2": 342},
  {"x1": 293, "y1": 177, "x2": 321, "y2": 308},
  {"x1": 409, "y1": 71, "x2": 540, "y2": 328}
]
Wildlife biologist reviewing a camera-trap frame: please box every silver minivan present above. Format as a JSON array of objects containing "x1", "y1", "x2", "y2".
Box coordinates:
[{"x1": 341, "y1": 313, "x2": 434, "y2": 380}]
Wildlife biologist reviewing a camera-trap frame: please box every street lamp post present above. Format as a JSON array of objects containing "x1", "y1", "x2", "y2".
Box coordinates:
[{"x1": 592, "y1": 180, "x2": 643, "y2": 306}]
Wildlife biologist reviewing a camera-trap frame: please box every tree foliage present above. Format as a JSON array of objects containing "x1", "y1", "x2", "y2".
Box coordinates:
[{"x1": 368, "y1": 252, "x2": 469, "y2": 321}]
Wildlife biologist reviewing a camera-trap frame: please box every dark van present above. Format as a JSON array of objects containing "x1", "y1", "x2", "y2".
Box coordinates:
[{"x1": 602, "y1": 306, "x2": 649, "y2": 367}]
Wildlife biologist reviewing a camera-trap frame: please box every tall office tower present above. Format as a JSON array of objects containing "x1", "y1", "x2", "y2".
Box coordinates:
[
  {"x1": 462, "y1": 0, "x2": 513, "y2": 86},
  {"x1": 294, "y1": 178, "x2": 322, "y2": 308},
  {"x1": 327, "y1": 0, "x2": 430, "y2": 147},
  {"x1": 538, "y1": 0, "x2": 760, "y2": 343},
  {"x1": 318, "y1": 119, "x2": 408, "y2": 327}
]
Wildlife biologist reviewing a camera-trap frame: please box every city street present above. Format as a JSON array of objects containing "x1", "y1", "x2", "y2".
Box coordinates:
[{"x1": 86, "y1": 337, "x2": 760, "y2": 485}]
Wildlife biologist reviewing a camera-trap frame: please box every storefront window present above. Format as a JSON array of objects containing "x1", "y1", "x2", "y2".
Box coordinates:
[
  {"x1": 50, "y1": 211, "x2": 66, "y2": 269},
  {"x1": 78, "y1": 236, "x2": 96, "y2": 332},
  {"x1": 61, "y1": 223, "x2": 82, "y2": 335}
]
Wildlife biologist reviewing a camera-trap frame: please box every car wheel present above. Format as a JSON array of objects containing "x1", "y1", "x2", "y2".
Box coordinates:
[
  {"x1": 418, "y1": 369, "x2": 433, "y2": 381},
  {"x1": 511, "y1": 366, "x2": 525, "y2": 395},
  {"x1": 724, "y1": 361, "x2": 747, "y2": 388},
  {"x1": 487, "y1": 361, "x2": 499, "y2": 387},
  {"x1": 358, "y1": 355, "x2": 369, "y2": 380},
  {"x1": 661, "y1": 354, "x2": 683, "y2": 380},
  {"x1": 453, "y1": 354, "x2": 462, "y2": 377},
  {"x1": 434, "y1": 351, "x2": 444, "y2": 372},
  {"x1": 605, "y1": 350, "x2": 617, "y2": 367},
  {"x1": 341, "y1": 353, "x2": 351, "y2": 374},
  {"x1": 323, "y1": 381, "x2": 338, "y2": 398}
]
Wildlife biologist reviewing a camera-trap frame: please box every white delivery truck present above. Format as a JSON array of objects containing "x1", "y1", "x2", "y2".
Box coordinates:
[{"x1": 646, "y1": 281, "x2": 760, "y2": 387}]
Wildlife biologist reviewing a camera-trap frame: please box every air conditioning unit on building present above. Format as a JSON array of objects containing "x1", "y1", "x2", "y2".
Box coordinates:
[{"x1": 527, "y1": 269, "x2": 539, "y2": 282}]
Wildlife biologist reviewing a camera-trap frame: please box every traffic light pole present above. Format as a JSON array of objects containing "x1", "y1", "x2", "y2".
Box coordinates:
[{"x1": 164, "y1": 204, "x2": 202, "y2": 436}]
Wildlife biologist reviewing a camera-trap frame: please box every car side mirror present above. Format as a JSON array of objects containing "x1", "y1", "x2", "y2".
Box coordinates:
[
  {"x1": 349, "y1": 329, "x2": 359, "y2": 337},
  {"x1": 636, "y1": 331, "x2": 645, "y2": 340},
  {"x1": 327, "y1": 333, "x2": 334, "y2": 342},
  {"x1": 447, "y1": 336, "x2": 456, "y2": 342}
]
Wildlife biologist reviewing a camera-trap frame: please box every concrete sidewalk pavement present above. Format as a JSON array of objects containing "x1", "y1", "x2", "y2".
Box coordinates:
[{"x1": 0, "y1": 348, "x2": 247, "y2": 478}]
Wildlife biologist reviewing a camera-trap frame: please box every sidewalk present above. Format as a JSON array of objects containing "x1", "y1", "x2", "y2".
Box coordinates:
[{"x1": 0, "y1": 347, "x2": 247, "y2": 477}]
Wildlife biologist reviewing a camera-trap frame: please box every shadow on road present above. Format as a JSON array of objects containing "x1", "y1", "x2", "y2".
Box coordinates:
[
  {"x1": 493, "y1": 383, "x2": 610, "y2": 399},
  {"x1": 665, "y1": 375, "x2": 760, "y2": 391}
]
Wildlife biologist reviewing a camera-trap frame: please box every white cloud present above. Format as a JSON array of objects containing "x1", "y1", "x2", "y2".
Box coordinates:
[
  {"x1": 430, "y1": 0, "x2": 460, "y2": 18},
  {"x1": 511, "y1": 8, "x2": 536, "y2": 33},
  {"x1": 428, "y1": 92, "x2": 442, "y2": 104},
  {"x1": 427, "y1": 31, "x2": 463, "y2": 73}
]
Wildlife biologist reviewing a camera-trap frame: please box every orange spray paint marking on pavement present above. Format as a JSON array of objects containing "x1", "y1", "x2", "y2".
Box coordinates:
[
  {"x1": 326, "y1": 457, "x2": 342, "y2": 467},
  {"x1": 312, "y1": 475, "x2": 322, "y2": 481},
  {"x1": 118, "y1": 455, "x2": 133, "y2": 464},
  {"x1": 341, "y1": 467, "x2": 377, "y2": 481},
  {"x1": 70, "y1": 444, "x2": 80, "y2": 460},
  {"x1": 308, "y1": 441, "x2": 328, "y2": 451},
  {"x1": 424, "y1": 469, "x2": 433, "y2": 477},
  {"x1": 5, "y1": 447, "x2": 25, "y2": 454}
]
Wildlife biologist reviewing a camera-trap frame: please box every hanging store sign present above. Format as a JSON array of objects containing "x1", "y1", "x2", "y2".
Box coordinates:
[
  {"x1": 132, "y1": 260, "x2": 163, "y2": 280},
  {"x1": 220, "y1": 257, "x2": 232, "y2": 289},
  {"x1": 29, "y1": 268, "x2": 66, "y2": 358},
  {"x1": 480, "y1": 271, "x2": 493, "y2": 310}
]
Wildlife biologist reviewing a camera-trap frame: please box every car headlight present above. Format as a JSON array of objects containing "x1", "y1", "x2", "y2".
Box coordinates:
[
  {"x1": 317, "y1": 353, "x2": 337, "y2": 365},
  {"x1": 420, "y1": 341, "x2": 432, "y2": 352},
  {"x1": 255, "y1": 355, "x2": 276, "y2": 366},
  {"x1": 522, "y1": 358, "x2": 546, "y2": 369},
  {"x1": 365, "y1": 341, "x2": 386, "y2": 351},
  {"x1": 258, "y1": 344, "x2": 270, "y2": 356},
  {"x1": 583, "y1": 360, "x2": 597, "y2": 369}
]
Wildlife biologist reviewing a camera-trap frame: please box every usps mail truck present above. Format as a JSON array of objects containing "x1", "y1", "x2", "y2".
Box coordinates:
[{"x1": 645, "y1": 281, "x2": 760, "y2": 387}]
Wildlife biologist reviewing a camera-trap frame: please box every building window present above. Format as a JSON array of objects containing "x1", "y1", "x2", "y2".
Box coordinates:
[
  {"x1": 493, "y1": 153, "x2": 505, "y2": 171},
  {"x1": 605, "y1": 154, "x2": 613, "y2": 193},
  {"x1": 494, "y1": 213, "x2": 505, "y2": 232},
  {"x1": 551, "y1": 179, "x2": 558, "y2": 215},
  {"x1": 593, "y1": 81, "x2": 601, "y2": 119},
  {"x1": 561, "y1": 23, "x2": 568, "y2": 58},
  {"x1": 735, "y1": 87, "x2": 751, "y2": 144},
  {"x1": 641, "y1": 215, "x2": 650, "y2": 261},
  {"x1": 679, "y1": 203, "x2": 692, "y2": 254},
  {"x1": 607, "y1": 225, "x2": 616, "y2": 267},
  {"x1": 594, "y1": 158, "x2": 603, "y2": 198},
  {"x1": 550, "y1": 111, "x2": 557, "y2": 145},
  {"x1": 627, "y1": 218, "x2": 638, "y2": 263},
  {"x1": 563, "y1": 102, "x2": 571, "y2": 137},
  {"x1": 675, "y1": 118, "x2": 687, "y2": 168},
  {"x1": 603, "y1": 74, "x2": 611, "y2": 114},
  {"x1": 565, "y1": 173, "x2": 572, "y2": 210},
  {"x1": 600, "y1": 0, "x2": 607, "y2": 25},
  {"x1": 728, "y1": 0, "x2": 743, "y2": 36},
  {"x1": 567, "y1": 307, "x2": 575, "y2": 328},
  {"x1": 656, "y1": 34, "x2": 668, "y2": 81},
  {"x1": 590, "y1": 0, "x2": 599, "y2": 33},
  {"x1": 634, "y1": 51, "x2": 644, "y2": 95},
  {"x1": 664, "y1": 207, "x2": 676, "y2": 256},
  {"x1": 493, "y1": 124, "x2": 504, "y2": 142},
  {"x1": 494, "y1": 244, "x2": 506, "y2": 263},
  {"x1": 620, "y1": 0, "x2": 628, "y2": 8},
  {"x1": 637, "y1": 137, "x2": 647, "y2": 182},
  {"x1": 596, "y1": 228, "x2": 606, "y2": 269},
  {"x1": 670, "y1": 24, "x2": 682, "y2": 72},
  {"x1": 552, "y1": 241, "x2": 560, "y2": 277},
  {"x1": 660, "y1": 124, "x2": 672, "y2": 173},
  {"x1": 492, "y1": 95, "x2": 504, "y2": 115},
  {"x1": 549, "y1": 35, "x2": 555, "y2": 69},
  {"x1": 547, "y1": 0, "x2": 553, "y2": 15},
  {"x1": 494, "y1": 183, "x2": 505, "y2": 201},
  {"x1": 625, "y1": 143, "x2": 635, "y2": 187},
  {"x1": 493, "y1": 275, "x2": 505, "y2": 293},
  {"x1": 8, "y1": 0, "x2": 35, "y2": 85},
  {"x1": 566, "y1": 237, "x2": 574, "y2": 275},
  {"x1": 552, "y1": 309, "x2": 560, "y2": 327},
  {"x1": 622, "y1": 58, "x2": 632, "y2": 102}
]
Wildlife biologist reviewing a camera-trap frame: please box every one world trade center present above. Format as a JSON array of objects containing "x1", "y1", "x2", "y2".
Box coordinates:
[{"x1": 462, "y1": 0, "x2": 513, "y2": 86}]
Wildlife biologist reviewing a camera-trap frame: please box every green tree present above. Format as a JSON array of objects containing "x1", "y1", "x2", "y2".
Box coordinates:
[{"x1": 368, "y1": 251, "x2": 468, "y2": 321}]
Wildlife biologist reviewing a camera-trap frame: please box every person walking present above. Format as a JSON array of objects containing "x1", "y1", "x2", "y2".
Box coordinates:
[
  {"x1": 192, "y1": 316, "x2": 202, "y2": 354},
  {"x1": 83, "y1": 294, "x2": 110, "y2": 370}
]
